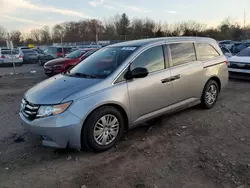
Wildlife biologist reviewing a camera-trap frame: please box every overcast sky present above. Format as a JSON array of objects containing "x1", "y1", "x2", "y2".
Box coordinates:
[{"x1": 1, "y1": 0, "x2": 250, "y2": 33}]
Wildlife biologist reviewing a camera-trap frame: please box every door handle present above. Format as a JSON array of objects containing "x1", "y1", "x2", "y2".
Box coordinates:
[
  {"x1": 161, "y1": 75, "x2": 180, "y2": 84},
  {"x1": 161, "y1": 78, "x2": 171, "y2": 84},
  {"x1": 171, "y1": 75, "x2": 180, "y2": 81}
]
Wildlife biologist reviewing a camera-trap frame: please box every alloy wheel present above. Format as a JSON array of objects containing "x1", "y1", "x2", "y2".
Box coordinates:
[
  {"x1": 93, "y1": 114, "x2": 120, "y2": 146},
  {"x1": 205, "y1": 84, "x2": 217, "y2": 105}
]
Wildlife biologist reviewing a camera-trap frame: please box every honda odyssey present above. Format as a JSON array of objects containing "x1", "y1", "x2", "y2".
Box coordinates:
[{"x1": 19, "y1": 37, "x2": 228, "y2": 152}]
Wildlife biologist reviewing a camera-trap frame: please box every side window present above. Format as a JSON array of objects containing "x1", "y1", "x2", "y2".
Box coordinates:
[
  {"x1": 196, "y1": 43, "x2": 220, "y2": 61},
  {"x1": 130, "y1": 45, "x2": 165, "y2": 73},
  {"x1": 47, "y1": 47, "x2": 52, "y2": 54},
  {"x1": 169, "y1": 43, "x2": 196, "y2": 66},
  {"x1": 44, "y1": 48, "x2": 48, "y2": 54}
]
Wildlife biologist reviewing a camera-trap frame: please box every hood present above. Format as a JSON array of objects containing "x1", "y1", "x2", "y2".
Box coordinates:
[
  {"x1": 45, "y1": 58, "x2": 71, "y2": 66},
  {"x1": 229, "y1": 56, "x2": 250, "y2": 64},
  {"x1": 25, "y1": 74, "x2": 102, "y2": 104}
]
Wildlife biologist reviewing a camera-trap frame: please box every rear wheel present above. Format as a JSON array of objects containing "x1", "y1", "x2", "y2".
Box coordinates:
[
  {"x1": 201, "y1": 80, "x2": 219, "y2": 109},
  {"x1": 82, "y1": 106, "x2": 125, "y2": 152}
]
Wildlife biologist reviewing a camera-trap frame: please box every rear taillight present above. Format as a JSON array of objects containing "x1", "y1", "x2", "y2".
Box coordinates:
[
  {"x1": 225, "y1": 60, "x2": 228, "y2": 66},
  {"x1": 19, "y1": 56, "x2": 23, "y2": 59},
  {"x1": 56, "y1": 52, "x2": 62, "y2": 57},
  {"x1": 1, "y1": 55, "x2": 5, "y2": 59}
]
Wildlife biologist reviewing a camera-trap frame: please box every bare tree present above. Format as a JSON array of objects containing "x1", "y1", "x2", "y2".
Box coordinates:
[
  {"x1": 87, "y1": 19, "x2": 104, "y2": 42},
  {"x1": 131, "y1": 18, "x2": 143, "y2": 37},
  {"x1": 143, "y1": 18, "x2": 155, "y2": 37},
  {"x1": 10, "y1": 30, "x2": 22, "y2": 46},
  {"x1": 52, "y1": 24, "x2": 65, "y2": 43},
  {"x1": 180, "y1": 21, "x2": 206, "y2": 36},
  {"x1": 30, "y1": 29, "x2": 41, "y2": 44},
  {"x1": 40, "y1": 26, "x2": 51, "y2": 44},
  {"x1": 115, "y1": 13, "x2": 130, "y2": 40},
  {"x1": 103, "y1": 18, "x2": 116, "y2": 36},
  {"x1": 0, "y1": 25, "x2": 6, "y2": 43}
]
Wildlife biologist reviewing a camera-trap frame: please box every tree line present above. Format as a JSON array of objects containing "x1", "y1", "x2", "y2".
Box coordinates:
[{"x1": 0, "y1": 13, "x2": 250, "y2": 46}]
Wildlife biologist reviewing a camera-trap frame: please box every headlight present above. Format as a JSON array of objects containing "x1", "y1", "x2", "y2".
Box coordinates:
[
  {"x1": 37, "y1": 101, "x2": 72, "y2": 118},
  {"x1": 53, "y1": 64, "x2": 63, "y2": 68}
]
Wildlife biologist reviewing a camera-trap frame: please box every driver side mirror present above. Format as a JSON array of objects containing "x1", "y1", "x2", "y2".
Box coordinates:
[{"x1": 124, "y1": 67, "x2": 149, "y2": 80}]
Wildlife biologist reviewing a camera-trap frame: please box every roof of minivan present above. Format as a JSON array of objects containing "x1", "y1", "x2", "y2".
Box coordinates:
[{"x1": 109, "y1": 37, "x2": 217, "y2": 47}]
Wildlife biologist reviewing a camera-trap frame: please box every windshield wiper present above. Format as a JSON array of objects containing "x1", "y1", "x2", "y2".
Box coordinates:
[{"x1": 71, "y1": 72, "x2": 97, "y2": 78}]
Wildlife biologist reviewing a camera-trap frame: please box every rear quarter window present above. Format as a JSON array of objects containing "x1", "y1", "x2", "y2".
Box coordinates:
[{"x1": 196, "y1": 43, "x2": 220, "y2": 61}]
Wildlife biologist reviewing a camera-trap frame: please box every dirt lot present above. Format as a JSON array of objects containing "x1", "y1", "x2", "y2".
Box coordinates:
[
  {"x1": 0, "y1": 64, "x2": 43, "y2": 76},
  {"x1": 0, "y1": 72, "x2": 250, "y2": 188}
]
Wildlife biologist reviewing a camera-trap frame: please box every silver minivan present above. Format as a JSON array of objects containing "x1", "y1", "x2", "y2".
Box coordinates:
[{"x1": 19, "y1": 37, "x2": 228, "y2": 152}]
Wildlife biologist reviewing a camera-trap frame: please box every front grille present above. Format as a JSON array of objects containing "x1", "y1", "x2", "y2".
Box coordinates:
[
  {"x1": 229, "y1": 62, "x2": 250, "y2": 70},
  {"x1": 21, "y1": 99, "x2": 39, "y2": 120}
]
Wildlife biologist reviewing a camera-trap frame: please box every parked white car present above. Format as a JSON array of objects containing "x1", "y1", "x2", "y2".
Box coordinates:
[
  {"x1": 0, "y1": 48, "x2": 23, "y2": 66},
  {"x1": 228, "y1": 47, "x2": 250, "y2": 76}
]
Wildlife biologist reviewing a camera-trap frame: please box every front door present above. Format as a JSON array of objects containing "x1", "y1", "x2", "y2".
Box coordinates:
[{"x1": 126, "y1": 45, "x2": 173, "y2": 124}]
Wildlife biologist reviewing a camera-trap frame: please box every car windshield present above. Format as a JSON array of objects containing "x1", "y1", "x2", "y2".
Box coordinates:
[
  {"x1": 1, "y1": 50, "x2": 19, "y2": 55},
  {"x1": 66, "y1": 50, "x2": 85, "y2": 58},
  {"x1": 83, "y1": 49, "x2": 97, "y2": 57},
  {"x1": 236, "y1": 48, "x2": 250, "y2": 57},
  {"x1": 67, "y1": 47, "x2": 137, "y2": 78}
]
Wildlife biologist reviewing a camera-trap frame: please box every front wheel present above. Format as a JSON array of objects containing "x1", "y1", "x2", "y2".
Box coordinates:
[
  {"x1": 201, "y1": 80, "x2": 219, "y2": 109},
  {"x1": 82, "y1": 106, "x2": 125, "y2": 152}
]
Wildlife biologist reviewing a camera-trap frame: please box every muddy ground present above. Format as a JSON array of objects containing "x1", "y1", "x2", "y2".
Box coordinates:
[{"x1": 0, "y1": 72, "x2": 250, "y2": 188}]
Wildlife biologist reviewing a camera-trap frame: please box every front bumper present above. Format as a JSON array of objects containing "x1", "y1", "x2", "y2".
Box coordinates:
[
  {"x1": 228, "y1": 68, "x2": 250, "y2": 80},
  {"x1": 19, "y1": 111, "x2": 83, "y2": 149},
  {"x1": 228, "y1": 68, "x2": 250, "y2": 74}
]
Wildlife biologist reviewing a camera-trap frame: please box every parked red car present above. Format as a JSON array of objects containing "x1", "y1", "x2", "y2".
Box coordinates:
[{"x1": 44, "y1": 48, "x2": 98, "y2": 76}]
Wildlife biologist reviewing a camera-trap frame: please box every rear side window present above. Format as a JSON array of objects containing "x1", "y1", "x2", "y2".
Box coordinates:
[
  {"x1": 130, "y1": 45, "x2": 165, "y2": 73},
  {"x1": 169, "y1": 43, "x2": 196, "y2": 66},
  {"x1": 196, "y1": 43, "x2": 220, "y2": 61}
]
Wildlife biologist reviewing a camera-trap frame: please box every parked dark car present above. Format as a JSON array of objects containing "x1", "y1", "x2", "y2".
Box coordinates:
[
  {"x1": 44, "y1": 48, "x2": 98, "y2": 76},
  {"x1": 21, "y1": 49, "x2": 39, "y2": 63},
  {"x1": 31, "y1": 48, "x2": 44, "y2": 55},
  {"x1": 38, "y1": 46, "x2": 72, "y2": 66}
]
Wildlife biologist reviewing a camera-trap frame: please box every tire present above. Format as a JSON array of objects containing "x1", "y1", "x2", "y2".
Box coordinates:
[
  {"x1": 82, "y1": 106, "x2": 125, "y2": 152},
  {"x1": 17, "y1": 63, "x2": 22, "y2": 67},
  {"x1": 201, "y1": 80, "x2": 219, "y2": 109}
]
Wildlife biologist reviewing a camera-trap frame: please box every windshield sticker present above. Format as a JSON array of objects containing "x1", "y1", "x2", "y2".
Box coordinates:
[{"x1": 121, "y1": 47, "x2": 136, "y2": 51}]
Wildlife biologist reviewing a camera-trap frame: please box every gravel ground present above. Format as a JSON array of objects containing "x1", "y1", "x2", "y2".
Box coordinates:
[
  {"x1": 0, "y1": 72, "x2": 250, "y2": 188},
  {"x1": 0, "y1": 64, "x2": 43, "y2": 76}
]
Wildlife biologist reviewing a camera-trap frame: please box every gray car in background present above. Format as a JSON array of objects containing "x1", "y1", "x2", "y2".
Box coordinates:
[
  {"x1": 0, "y1": 49, "x2": 23, "y2": 66},
  {"x1": 21, "y1": 49, "x2": 39, "y2": 63},
  {"x1": 19, "y1": 37, "x2": 228, "y2": 152}
]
